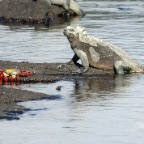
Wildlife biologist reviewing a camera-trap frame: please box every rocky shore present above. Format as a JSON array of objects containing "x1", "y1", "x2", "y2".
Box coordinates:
[{"x1": 0, "y1": 60, "x2": 114, "y2": 120}]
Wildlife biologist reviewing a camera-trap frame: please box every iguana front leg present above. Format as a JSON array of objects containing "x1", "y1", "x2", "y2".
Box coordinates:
[
  {"x1": 68, "y1": 54, "x2": 79, "y2": 64},
  {"x1": 73, "y1": 48, "x2": 89, "y2": 73}
]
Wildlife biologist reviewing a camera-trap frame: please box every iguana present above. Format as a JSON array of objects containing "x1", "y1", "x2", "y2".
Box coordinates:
[
  {"x1": 33, "y1": 0, "x2": 85, "y2": 16},
  {"x1": 63, "y1": 26, "x2": 144, "y2": 75}
]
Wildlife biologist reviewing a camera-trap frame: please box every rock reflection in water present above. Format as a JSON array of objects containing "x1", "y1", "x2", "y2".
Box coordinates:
[{"x1": 2, "y1": 15, "x2": 81, "y2": 31}]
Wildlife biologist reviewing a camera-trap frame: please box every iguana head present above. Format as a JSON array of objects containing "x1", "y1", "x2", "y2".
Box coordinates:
[{"x1": 63, "y1": 26, "x2": 86, "y2": 39}]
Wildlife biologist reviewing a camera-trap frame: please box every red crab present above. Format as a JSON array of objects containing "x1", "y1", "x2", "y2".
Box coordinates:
[{"x1": 0, "y1": 69, "x2": 34, "y2": 84}]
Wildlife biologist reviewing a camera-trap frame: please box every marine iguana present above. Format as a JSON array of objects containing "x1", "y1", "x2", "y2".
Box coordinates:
[
  {"x1": 63, "y1": 26, "x2": 144, "y2": 74},
  {"x1": 33, "y1": 0, "x2": 85, "y2": 16}
]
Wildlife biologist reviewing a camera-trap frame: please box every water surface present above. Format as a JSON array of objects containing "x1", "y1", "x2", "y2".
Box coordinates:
[{"x1": 0, "y1": 0, "x2": 144, "y2": 144}]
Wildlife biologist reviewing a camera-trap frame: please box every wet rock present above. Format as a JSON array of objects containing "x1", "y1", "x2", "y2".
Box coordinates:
[
  {"x1": 0, "y1": 0, "x2": 75, "y2": 25},
  {"x1": 0, "y1": 85, "x2": 49, "y2": 120},
  {"x1": 56, "y1": 86, "x2": 62, "y2": 91},
  {"x1": 0, "y1": 60, "x2": 114, "y2": 83}
]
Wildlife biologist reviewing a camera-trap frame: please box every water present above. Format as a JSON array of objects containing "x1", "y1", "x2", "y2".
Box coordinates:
[{"x1": 0, "y1": 0, "x2": 144, "y2": 144}]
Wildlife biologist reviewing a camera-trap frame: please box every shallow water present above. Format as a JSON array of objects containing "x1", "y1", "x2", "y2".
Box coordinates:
[{"x1": 1, "y1": 0, "x2": 144, "y2": 144}]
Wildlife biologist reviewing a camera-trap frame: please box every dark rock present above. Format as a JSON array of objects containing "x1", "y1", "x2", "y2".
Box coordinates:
[
  {"x1": 56, "y1": 86, "x2": 62, "y2": 91},
  {"x1": 0, "y1": 60, "x2": 114, "y2": 83},
  {"x1": 0, "y1": 0, "x2": 74, "y2": 25}
]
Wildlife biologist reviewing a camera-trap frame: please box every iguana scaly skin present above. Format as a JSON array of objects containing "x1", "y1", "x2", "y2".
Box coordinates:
[
  {"x1": 43, "y1": 0, "x2": 85, "y2": 16},
  {"x1": 63, "y1": 26, "x2": 144, "y2": 74}
]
